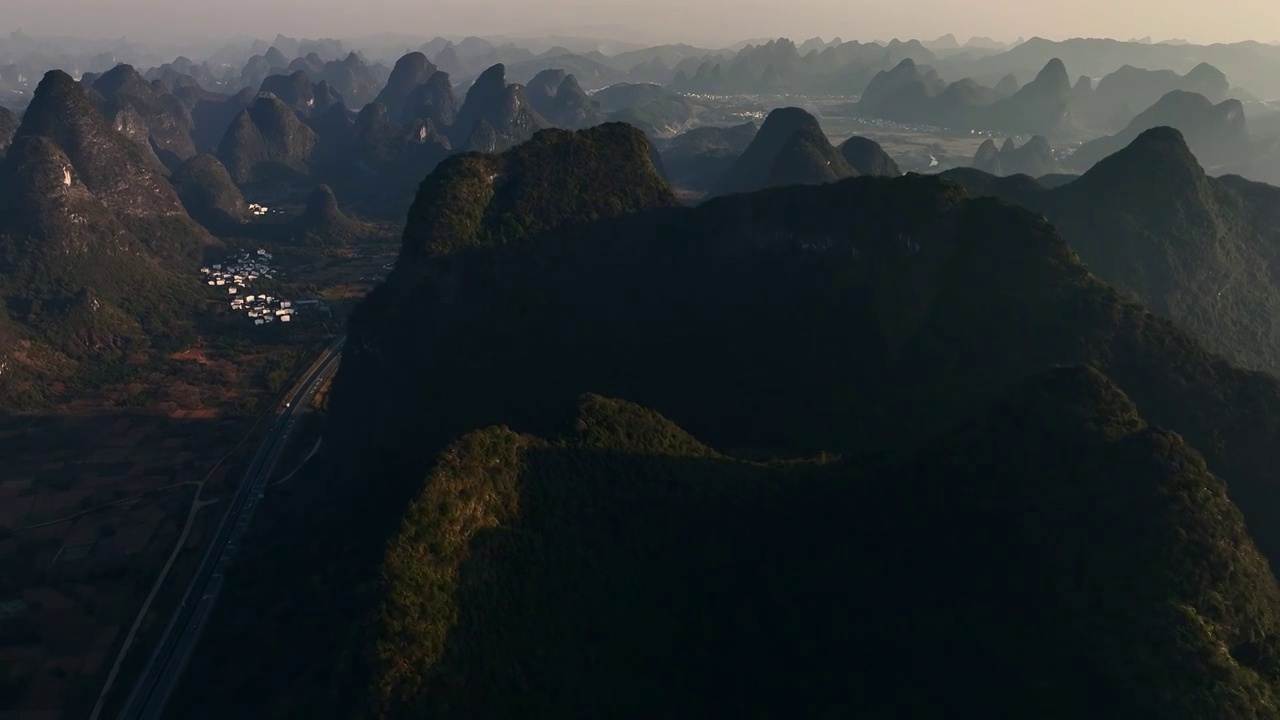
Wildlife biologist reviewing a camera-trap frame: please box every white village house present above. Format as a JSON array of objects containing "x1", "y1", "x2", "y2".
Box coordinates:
[{"x1": 198, "y1": 249, "x2": 302, "y2": 328}]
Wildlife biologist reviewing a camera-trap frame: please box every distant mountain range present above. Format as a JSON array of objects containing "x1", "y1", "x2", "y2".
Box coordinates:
[
  {"x1": 858, "y1": 57, "x2": 1074, "y2": 136},
  {"x1": 10, "y1": 31, "x2": 1280, "y2": 411},
  {"x1": 17, "y1": 27, "x2": 1280, "y2": 720},
  {"x1": 9, "y1": 32, "x2": 1280, "y2": 120}
]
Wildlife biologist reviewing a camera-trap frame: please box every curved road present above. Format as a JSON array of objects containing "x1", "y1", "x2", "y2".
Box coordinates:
[{"x1": 115, "y1": 338, "x2": 346, "y2": 720}]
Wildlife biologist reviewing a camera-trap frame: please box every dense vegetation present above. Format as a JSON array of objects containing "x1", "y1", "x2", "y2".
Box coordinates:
[
  {"x1": 401, "y1": 123, "x2": 675, "y2": 258},
  {"x1": 838, "y1": 135, "x2": 902, "y2": 177},
  {"x1": 179, "y1": 127, "x2": 1280, "y2": 718},
  {"x1": 712, "y1": 107, "x2": 852, "y2": 196},
  {"x1": 944, "y1": 126, "x2": 1280, "y2": 378},
  {"x1": 170, "y1": 153, "x2": 249, "y2": 233},
  {"x1": 0, "y1": 71, "x2": 211, "y2": 408},
  {"x1": 178, "y1": 371, "x2": 1280, "y2": 718},
  {"x1": 352, "y1": 373, "x2": 1280, "y2": 719},
  {"x1": 656, "y1": 121, "x2": 757, "y2": 193}
]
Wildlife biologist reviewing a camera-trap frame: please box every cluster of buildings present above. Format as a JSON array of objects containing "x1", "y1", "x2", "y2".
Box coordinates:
[
  {"x1": 232, "y1": 294, "x2": 298, "y2": 325},
  {"x1": 200, "y1": 248, "x2": 308, "y2": 327},
  {"x1": 849, "y1": 117, "x2": 944, "y2": 134},
  {"x1": 248, "y1": 203, "x2": 272, "y2": 217},
  {"x1": 201, "y1": 248, "x2": 277, "y2": 292}
]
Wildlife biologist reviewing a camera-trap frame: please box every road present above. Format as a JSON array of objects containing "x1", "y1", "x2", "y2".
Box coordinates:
[{"x1": 114, "y1": 338, "x2": 346, "y2": 720}]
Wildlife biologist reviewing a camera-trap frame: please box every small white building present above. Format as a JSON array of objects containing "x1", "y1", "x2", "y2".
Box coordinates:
[
  {"x1": 254, "y1": 318, "x2": 264, "y2": 326},
  {"x1": 228, "y1": 287, "x2": 237, "y2": 294},
  {"x1": 280, "y1": 315, "x2": 292, "y2": 323}
]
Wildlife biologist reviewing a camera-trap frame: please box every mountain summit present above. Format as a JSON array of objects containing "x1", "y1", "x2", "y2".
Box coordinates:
[
  {"x1": 0, "y1": 74, "x2": 210, "y2": 404},
  {"x1": 712, "y1": 107, "x2": 853, "y2": 195},
  {"x1": 21, "y1": 71, "x2": 190, "y2": 226},
  {"x1": 217, "y1": 95, "x2": 319, "y2": 185},
  {"x1": 402, "y1": 123, "x2": 674, "y2": 259},
  {"x1": 447, "y1": 63, "x2": 548, "y2": 152},
  {"x1": 1069, "y1": 91, "x2": 1249, "y2": 171},
  {"x1": 374, "y1": 52, "x2": 439, "y2": 121},
  {"x1": 947, "y1": 126, "x2": 1280, "y2": 379},
  {"x1": 838, "y1": 136, "x2": 902, "y2": 177}
]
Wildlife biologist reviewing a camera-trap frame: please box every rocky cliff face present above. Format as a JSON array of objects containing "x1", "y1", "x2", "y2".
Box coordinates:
[
  {"x1": 401, "y1": 70, "x2": 460, "y2": 128},
  {"x1": 321, "y1": 52, "x2": 382, "y2": 107},
  {"x1": 259, "y1": 70, "x2": 343, "y2": 116},
  {"x1": 92, "y1": 63, "x2": 198, "y2": 169},
  {"x1": 525, "y1": 69, "x2": 608, "y2": 129},
  {"x1": 0, "y1": 106, "x2": 19, "y2": 156},
  {"x1": 23, "y1": 70, "x2": 192, "y2": 224},
  {"x1": 448, "y1": 64, "x2": 549, "y2": 152},
  {"x1": 0, "y1": 129, "x2": 203, "y2": 403}
]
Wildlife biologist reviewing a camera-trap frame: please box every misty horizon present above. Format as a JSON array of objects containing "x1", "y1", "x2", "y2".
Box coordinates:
[{"x1": 3, "y1": 0, "x2": 1280, "y2": 50}]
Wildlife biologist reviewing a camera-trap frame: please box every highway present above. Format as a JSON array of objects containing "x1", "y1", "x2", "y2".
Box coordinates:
[{"x1": 115, "y1": 337, "x2": 346, "y2": 720}]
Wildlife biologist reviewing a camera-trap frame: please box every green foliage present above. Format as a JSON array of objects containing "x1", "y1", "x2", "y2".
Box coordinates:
[
  {"x1": 339, "y1": 169, "x2": 1280, "y2": 593},
  {"x1": 0, "y1": 73, "x2": 214, "y2": 405},
  {"x1": 947, "y1": 127, "x2": 1280, "y2": 378},
  {"x1": 258, "y1": 349, "x2": 304, "y2": 395},
  {"x1": 369, "y1": 425, "x2": 528, "y2": 711},
  {"x1": 353, "y1": 372, "x2": 1280, "y2": 718},
  {"x1": 181, "y1": 147, "x2": 1280, "y2": 719},
  {"x1": 568, "y1": 394, "x2": 718, "y2": 457},
  {"x1": 401, "y1": 123, "x2": 675, "y2": 258},
  {"x1": 170, "y1": 153, "x2": 249, "y2": 231},
  {"x1": 764, "y1": 125, "x2": 855, "y2": 188},
  {"x1": 714, "y1": 107, "x2": 852, "y2": 196}
]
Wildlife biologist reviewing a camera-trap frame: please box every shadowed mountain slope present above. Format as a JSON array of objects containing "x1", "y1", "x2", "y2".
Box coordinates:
[
  {"x1": 712, "y1": 107, "x2": 853, "y2": 195},
  {"x1": 946, "y1": 126, "x2": 1280, "y2": 379}
]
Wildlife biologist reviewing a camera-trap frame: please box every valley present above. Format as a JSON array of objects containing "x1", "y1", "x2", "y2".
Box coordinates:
[
  {"x1": 6, "y1": 20, "x2": 1280, "y2": 720},
  {"x1": 0, "y1": 242, "x2": 386, "y2": 719}
]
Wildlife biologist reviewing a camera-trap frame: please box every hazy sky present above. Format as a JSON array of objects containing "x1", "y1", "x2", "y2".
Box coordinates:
[{"x1": 3, "y1": 0, "x2": 1278, "y2": 48}]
